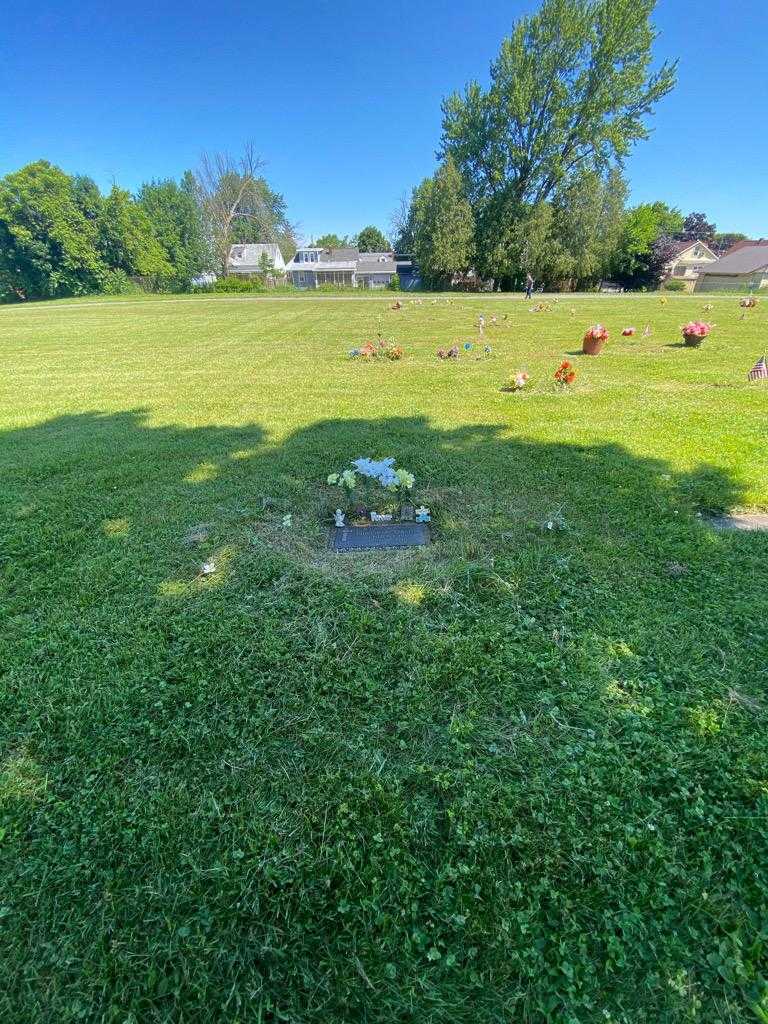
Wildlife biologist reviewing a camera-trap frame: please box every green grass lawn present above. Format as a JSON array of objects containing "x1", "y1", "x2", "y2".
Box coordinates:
[{"x1": 1, "y1": 292, "x2": 767, "y2": 1023}]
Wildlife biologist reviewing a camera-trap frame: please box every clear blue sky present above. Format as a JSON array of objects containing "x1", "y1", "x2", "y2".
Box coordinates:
[{"x1": 2, "y1": 0, "x2": 766, "y2": 242}]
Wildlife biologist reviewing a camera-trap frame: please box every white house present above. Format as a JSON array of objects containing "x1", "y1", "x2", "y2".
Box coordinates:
[
  {"x1": 662, "y1": 240, "x2": 718, "y2": 291},
  {"x1": 227, "y1": 243, "x2": 286, "y2": 275}
]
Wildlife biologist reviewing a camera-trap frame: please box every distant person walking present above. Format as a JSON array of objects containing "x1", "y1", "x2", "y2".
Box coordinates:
[{"x1": 525, "y1": 273, "x2": 534, "y2": 299}]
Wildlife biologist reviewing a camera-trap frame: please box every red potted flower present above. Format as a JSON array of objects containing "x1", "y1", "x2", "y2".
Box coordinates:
[
  {"x1": 582, "y1": 324, "x2": 609, "y2": 355},
  {"x1": 681, "y1": 321, "x2": 712, "y2": 348}
]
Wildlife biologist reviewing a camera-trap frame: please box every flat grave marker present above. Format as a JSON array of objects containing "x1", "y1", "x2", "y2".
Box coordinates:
[
  {"x1": 705, "y1": 513, "x2": 768, "y2": 533},
  {"x1": 330, "y1": 522, "x2": 430, "y2": 552}
]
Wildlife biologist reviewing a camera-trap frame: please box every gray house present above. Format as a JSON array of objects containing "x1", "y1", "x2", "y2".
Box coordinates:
[
  {"x1": 285, "y1": 246, "x2": 398, "y2": 288},
  {"x1": 695, "y1": 241, "x2": 768, "y2": 292}
]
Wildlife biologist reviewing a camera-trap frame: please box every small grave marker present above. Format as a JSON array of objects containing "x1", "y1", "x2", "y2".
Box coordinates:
[
  {"x1": 705, "y1": 513, "x2": 768, "y2": 533},
  {"x1": 330, "y1": 522, "x2": 430, "y2": 552}
]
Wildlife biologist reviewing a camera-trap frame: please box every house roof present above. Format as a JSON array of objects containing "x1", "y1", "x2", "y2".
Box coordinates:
[
  {"x1": 698, "y1": 242, "x2": 768, "y2": 276},
  {"x1": 228, "y1": 243, "x2": 285, "y2": 268},
  {"x1": 327, "y1": 247, "x2": 358, "y2": 260},
  {"x1": 723, "y1": 238, "x2": 768, "y2": 256},
  {"x1": 666, "y1": 239, "x2": 717, "y2": 260},
  {"x1": 285, "y1": 249, "x2": 398, "y2": 275},
  {"x1": 357, "y1": 259, "x2": 398, "y2": 275},
  {"x1": 285, "y1": 260, "x2": 356, "y2": 271}
]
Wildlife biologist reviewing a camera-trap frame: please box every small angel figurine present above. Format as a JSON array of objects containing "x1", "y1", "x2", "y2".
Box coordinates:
[
  {"x1": 415, "y1": 506, "x2": 431, "y2": 523},
  {"x1": 333, "y1": 508, "x2": 345, "y2": 528}
]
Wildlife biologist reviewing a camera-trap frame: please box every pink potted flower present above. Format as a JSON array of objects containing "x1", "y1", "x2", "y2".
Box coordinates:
[
  {"x1": 681, "y1": 321, "x2": 712, "y2": 348},
  {"x1": 622, "y1": 326, "x2": 636, "y2": 336},
  {"x1": 582, "y1": 324, "x2": 609, "y2": 355}
]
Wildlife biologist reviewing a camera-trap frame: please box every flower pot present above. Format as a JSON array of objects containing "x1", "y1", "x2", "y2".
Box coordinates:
[
  {"x1": 582, "y1": 337, "x2": 606, "y2": 356},
  {"x1": 683, "y1": 334, "x2": 703, "y2": 348}
]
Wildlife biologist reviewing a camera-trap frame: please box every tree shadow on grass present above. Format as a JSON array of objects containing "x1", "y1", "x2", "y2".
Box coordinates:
[{"x1": 1, "y1": 408, "x2": 768, "y2": 1022}]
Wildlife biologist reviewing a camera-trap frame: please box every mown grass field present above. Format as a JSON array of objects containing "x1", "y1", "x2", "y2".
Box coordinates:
[{"x1": 1, "y1": 292, "x2": 767, "y2": 1023}]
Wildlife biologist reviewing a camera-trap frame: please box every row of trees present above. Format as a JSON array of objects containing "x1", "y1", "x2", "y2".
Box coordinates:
[
  {"x1": 391, "y1": 0, "x2": 743, "y2": 291},
  {"x1": 0, "y1": 146, "x2": 296, "y2": 302}
]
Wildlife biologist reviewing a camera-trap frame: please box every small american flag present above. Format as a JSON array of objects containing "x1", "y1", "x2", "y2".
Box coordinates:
[{"x1": 748, "y1": 355, "x2": 768, "y2": 381}]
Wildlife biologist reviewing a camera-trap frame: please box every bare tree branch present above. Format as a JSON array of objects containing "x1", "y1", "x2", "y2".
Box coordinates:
[{"x1": 193, "y1": 144, "x2": 270, "y2": 274}]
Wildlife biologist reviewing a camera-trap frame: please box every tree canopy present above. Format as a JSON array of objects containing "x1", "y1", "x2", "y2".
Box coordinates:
[
  {"x1": 356, "y1": 225, "x2": 390, "y2": 252},
  {"x1": 96, "y1": 187, "x2": 173, "y2": 280},
  {"x1": 0, "y1": 161, "x2": 106, "y2": 301},
  {"x1": 679, "y1": 211, "x2": 716, "y2": 242},
  {"x1": 138, "y1": 175, "x2": 207, "y2": 287},
  {"x1": 411, "y1": 157, "x2": 475, "y2": 286},
  {"x1": 441, "y1": 0, "x2": 676, "y2": 209},
  {"x1": 611, "y1": 201, "x2": 683, "y2": 286},
  {"x1": 314, "y1": 233, "x2": 351, "y2": 248}
]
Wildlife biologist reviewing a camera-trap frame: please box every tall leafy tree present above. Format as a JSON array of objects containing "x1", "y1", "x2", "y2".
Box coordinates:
[
  {"x1": 439, "y1": 0, "x2": 675, "y2": 286},
  {"x1": 611, "y1": 201, "x2": 683, "y2": 286},
  {"x1": 97, "y1": 187, "x2": 173, "y2": 279},
  {"x1": 411, "y1": 157, "x2": 475, "y2": 286},
  {"x1": 0, "y1": 160, "x2": 106, "y2": 301},
  {"x1": 679, "y1": 211, "x2": 716, "y2": 242},
  {"x1": 356, "y1": 225, "x2": 390, "y2": 252},
  {"x1": 478, "y1": 199, "x2": 555, "y2": 289},
  {"x1": 441, "y1": 0, "x2": 676, "y2": 209},
  {"x1": 547, "y1": 168, "x2": 627, "y2": 287},
  {"x1": 72, "y1": 175, "x2": 103, "y2": 221},
  {"x1": 138, "y1": 176, "x2": 207, "y2": 287}
]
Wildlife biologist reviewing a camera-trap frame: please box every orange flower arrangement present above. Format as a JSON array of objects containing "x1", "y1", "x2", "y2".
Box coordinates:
[{"x1": 554, "y1": 360, "x2": 577, "y2": 386}]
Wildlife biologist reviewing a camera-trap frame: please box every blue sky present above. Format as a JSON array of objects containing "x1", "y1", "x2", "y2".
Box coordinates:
[{"x1": 2, "y1": 0, "x2": 766, "y2": 242}]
